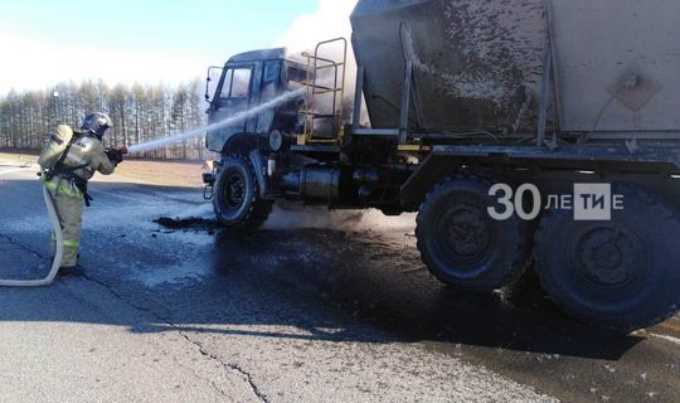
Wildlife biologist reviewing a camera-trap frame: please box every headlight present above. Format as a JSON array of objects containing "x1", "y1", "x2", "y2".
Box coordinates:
[{"x1": 269, "y1": 130, "x2": 284, "y2": 153}]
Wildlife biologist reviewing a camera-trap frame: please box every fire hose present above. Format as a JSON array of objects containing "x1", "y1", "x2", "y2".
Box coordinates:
[{"x1": 0, "y1": 186, "x2": 64, "y2": 287}]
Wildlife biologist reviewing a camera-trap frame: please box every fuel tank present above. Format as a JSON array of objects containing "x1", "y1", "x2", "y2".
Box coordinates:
[{"x1": 350, "y1": 0, "x2": 680, "y2": 133}]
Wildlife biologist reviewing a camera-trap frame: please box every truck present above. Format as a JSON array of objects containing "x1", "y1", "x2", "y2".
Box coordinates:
[{"x1": 201, "y1": 0, "x2": 680, "y2": 332}]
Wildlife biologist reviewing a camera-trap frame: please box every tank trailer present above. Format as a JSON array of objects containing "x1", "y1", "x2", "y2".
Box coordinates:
[{"x1": 202, "y1": 0, "x2": 680, "y2": 332}]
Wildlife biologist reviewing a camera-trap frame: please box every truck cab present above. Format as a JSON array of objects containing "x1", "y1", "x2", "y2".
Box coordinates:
[
  {"x1": 203, "y1": 39, "x2": 359, "y2": 229},
  {"x1": 204, "y1": 48, "x2": 309, "y2": 154}
]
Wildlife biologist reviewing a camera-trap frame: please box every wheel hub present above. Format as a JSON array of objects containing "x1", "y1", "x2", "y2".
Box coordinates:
[
  {"x1": 444, "y1": 207, "x2": 490, "y2": 257},
  {"x1": 577, "y1": 227, "x2": 638, "y2": 286},
  {"x1": 225, "y1": 173, "x2": 245, "y2": 208}
]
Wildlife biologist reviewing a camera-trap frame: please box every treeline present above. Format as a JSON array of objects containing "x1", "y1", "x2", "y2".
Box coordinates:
[{"x1": 0, "y1": 79, "x2": 210, "y2": 160}]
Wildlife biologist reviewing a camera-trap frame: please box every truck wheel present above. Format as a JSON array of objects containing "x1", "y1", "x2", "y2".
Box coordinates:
[
  {"x1": 535, "y1": 184, "x2": 680, "y2": 332},
  {"x1": 213, "y1": 156, "x2": 273, "y2": 231},
  {"x1": 416, "y1": 177, "x2": 531, "y2": 291}
]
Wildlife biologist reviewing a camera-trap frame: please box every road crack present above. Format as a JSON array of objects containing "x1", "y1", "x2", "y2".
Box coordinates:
[
  {"x1": 0, "y1": 233, "x2": 44, "y2": 260},
  {"x1": 182, "y1": 336, "x2": 269, "y2": 403},
  {"x1": 226, "y1": 362, "x2": 269, "y2": 403},
  {"x1": 0, "y1": 233, "x2": 266, "y2": 401},
  {"x1": 79, "y1": 273, "x2": 268, "y2": 402}
]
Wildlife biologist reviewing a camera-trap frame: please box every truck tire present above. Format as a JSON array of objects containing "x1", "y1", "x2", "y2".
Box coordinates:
[
  {"x1": 535, "y1": 184, "x2": 680, "y2": 332},
  {"x1": 416, "y1": 176, "x2": 531, "y2": 291},
  {"x1": 213, "y1": 156, "x2": 273, "y2": 231}
]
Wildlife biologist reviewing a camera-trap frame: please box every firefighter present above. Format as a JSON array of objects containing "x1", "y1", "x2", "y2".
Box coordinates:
[{"x1": 38, "y1": 113, "x2": 126, "y2": 273}]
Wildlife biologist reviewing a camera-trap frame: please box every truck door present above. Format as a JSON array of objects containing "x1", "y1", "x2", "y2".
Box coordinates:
[
  {"x1": 211, "y1": 64, "x2": 256, "y2": 143},
  {"x1": 256, "y1": 60, "x2": 282, "y2": 133}
]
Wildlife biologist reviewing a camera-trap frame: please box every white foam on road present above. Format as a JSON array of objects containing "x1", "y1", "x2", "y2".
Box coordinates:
[
  {"x1": 130, "y1": 262, "x2": 209, "y2": 288},
  {"x1": 264, "y1": 206, "x2": 416, "y2": 232},
  {"x1": 2, "y1": 171, "x2": 215, "y2": 290}
]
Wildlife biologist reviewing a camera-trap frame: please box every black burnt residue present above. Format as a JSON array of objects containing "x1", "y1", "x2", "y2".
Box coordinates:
[{"x1": 154, "y1": 217, "x2": 222, "y2": 232}]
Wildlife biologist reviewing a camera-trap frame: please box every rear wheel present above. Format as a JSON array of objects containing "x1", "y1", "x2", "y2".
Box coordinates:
[
  {"x1": 416, "y1": 176, "x2": 531, "y2": 291},
  {"x1": 535, "y1": 184, "x2": 680, "y2": 332},
  {"x1": 213, "y1": 156, "x2": 272, "y2": 231}
]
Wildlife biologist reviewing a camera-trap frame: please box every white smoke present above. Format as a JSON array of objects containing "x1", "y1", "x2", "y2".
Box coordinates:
[
  {"x1": 278, "y1": 0, "x2": 357, "y2": 54},
  {"x1": 277, "y1": 0, "x2": 368, "y2": 127},
  {"x1": 264, "y1": 205, "x2": 416, "y2": 233}
]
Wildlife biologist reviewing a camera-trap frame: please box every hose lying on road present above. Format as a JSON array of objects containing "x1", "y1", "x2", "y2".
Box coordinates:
[{"x1": 0, "y1": 186, "x2": 63, "y2": 287}]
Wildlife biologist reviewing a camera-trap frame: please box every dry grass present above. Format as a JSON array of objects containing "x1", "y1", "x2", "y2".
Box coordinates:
[
  {"x1": 0, "y1": 152, "x2": 38, "y2": 166},
  {"x1": 113, "y1": 160, "x2": 205, "y2": 188},
  {"x1": 0, "y1": 151, "x2": 206, "y2": 188}
]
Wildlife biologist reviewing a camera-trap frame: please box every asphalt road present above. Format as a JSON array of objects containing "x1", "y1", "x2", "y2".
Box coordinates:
[{"x1": 1, "y1": 160, "x2": 679, "y2": 402}]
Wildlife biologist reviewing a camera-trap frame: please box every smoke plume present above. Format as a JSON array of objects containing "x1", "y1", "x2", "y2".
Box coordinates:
[
  {"x1": 265, "y1": 0, "x2": 417, "y2": 230},
  {"x1": 277, "y1": 0, "x2": 367, "y2": 126},
  {"x1": 278, "y1": 0, "x2": 357, "y2": 55}
]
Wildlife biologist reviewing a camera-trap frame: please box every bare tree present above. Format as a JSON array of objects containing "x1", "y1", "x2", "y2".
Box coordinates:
[{"x1": 0, "y1": 79, "x2": 207, "y2": 160}]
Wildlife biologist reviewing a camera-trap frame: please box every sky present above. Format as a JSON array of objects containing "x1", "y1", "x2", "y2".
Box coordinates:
[{"x1": 0, "y1": 0, "x2": 357, "y2": 95}]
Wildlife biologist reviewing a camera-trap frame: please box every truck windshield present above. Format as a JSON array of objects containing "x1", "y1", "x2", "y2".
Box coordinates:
[{"x1": 220, "y1": 68, "x2": 252, "y2": 99}]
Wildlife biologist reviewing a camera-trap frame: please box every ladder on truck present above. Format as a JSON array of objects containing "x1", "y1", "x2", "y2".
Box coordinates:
[{"x1": 299, "y1": 38, "x2": 347, "y2": 145}]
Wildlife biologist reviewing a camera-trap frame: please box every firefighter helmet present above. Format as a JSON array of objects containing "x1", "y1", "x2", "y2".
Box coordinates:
[{"x1": 81, "y1": 112, "x2": 113, "y2": 139}]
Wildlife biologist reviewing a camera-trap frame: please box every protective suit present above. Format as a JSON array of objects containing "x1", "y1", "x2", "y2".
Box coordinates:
[{"x1": 38, "y1": 114, "x2": 122, "y2": 269}]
